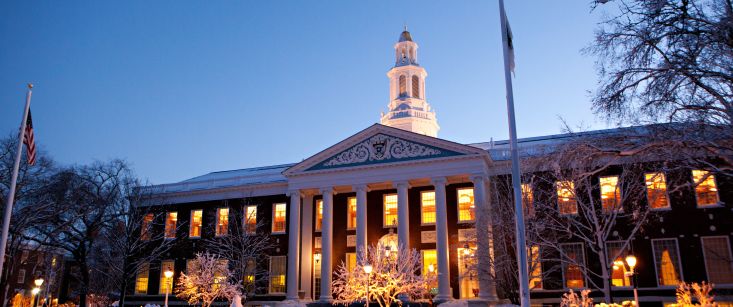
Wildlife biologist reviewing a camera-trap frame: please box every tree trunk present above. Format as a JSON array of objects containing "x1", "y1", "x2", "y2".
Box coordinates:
[{"x1": 79, "y1": 261, "x2": 90, "y2": 307}]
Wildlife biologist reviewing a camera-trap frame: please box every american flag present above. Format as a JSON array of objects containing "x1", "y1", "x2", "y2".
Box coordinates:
[{"x1": 22, "y1": 109, "x2": 36, "y2": 166}]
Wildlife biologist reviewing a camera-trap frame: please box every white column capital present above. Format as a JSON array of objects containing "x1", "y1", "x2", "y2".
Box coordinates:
[
  {"x1": 286, "y1": 189, "x2": 303, "y2": 198},
  {"x1": 470, "y1": 174, "x2": 488, "y2": 184},
  {"x1": 319, "y1": 187, "x2": 334, "y2": 195},
  {"x1": 393, "y1": 180, "x2": 410, "y2": 189},
  {"x1": 353, "y1": 184, "x2": 370, "y2": 192},
  {"x1": 430, "y1": 177, "x2": 447, "y2": 186}
]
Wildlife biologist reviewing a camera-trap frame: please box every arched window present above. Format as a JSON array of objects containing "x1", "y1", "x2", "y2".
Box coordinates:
[
  {"x1": 399, "y1": 75, "x2": 407, "y2": 97},
  {"x1": 412, "y1": 75, "x2": 420, "y2": 98}
]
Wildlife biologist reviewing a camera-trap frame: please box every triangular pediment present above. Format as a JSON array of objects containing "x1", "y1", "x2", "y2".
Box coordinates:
[{"x1": 284, "y1": 124, "x2": 488, "y2": 175}]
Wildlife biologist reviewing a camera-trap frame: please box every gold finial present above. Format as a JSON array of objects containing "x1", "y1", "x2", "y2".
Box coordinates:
[{"x1": 27, "y1": 83, "x2": 33, "y2": 89}]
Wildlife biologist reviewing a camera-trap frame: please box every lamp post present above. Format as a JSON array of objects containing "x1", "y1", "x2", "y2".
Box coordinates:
[
  {"x1": 363, "y1": 264, "x2": 373, "y2": 307},
  {"x1": 33, "y1": 278, "x2": 44, "y2": 307},
  {"x1": 163, "y1": 270, "x2": 174, "y2": 307},
  {"x1": 624, "y1": 255, "x2": 639, "y2": 307},
  {"x1": 31, "y1": 287, "x2": 40, "y2": 307}
]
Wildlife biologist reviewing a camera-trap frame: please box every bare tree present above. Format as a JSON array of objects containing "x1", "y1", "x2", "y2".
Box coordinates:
[{"x1": 175, "y1": 252, "x2": 241, "y2": 307}]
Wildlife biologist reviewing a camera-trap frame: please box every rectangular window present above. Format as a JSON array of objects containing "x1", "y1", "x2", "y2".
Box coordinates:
[
  {"x1": 245, "y1": 206, "x2": 257, "y2": 234},
  {"x1": 315, "y1": 200, "x2": 323, "y2": 231},
  {"x1": 135, "y1": 263, "x2": 149, "y2": 294},
  {"x1": 693, "y1": 170, "x2": 719, "y2": 206},
  {"x1": 645, "y1": 172, "x2": 670, "y2": 209},
  {"x1": 561, "y1": 243, "x2": 585, "y2": 288},
  {"x1": 457, "y1": 188, "x2": 475, "y2": 222},
  {"x1": 528, "y1": 245, "x2": 542, "y2": 289},
  {"x1": 189, "y1": 210, "x2": 202, "y2": 238},
  {"x1": 347, "y1": 197, "x2": 357, "y2": 230},
  {"x1": 521, "y1": 184, "x2": 535, "y2": 218},
  {"x1": 701, "y1": 236, "x2": 733, "y2": 283},
  {"x1": 346, "y1": 253, "x2": 357, "y2": 272},
  {"x1": 421, "y1": 249, "x2": 438, "y2": 289},
  {"x1": 164, "y1": 212, "x2": 177, "y2": 239},
  {"x1": 384, "y1": 194, "x2": 398, "y2": 227},
  {"x1": 421, "y1": 191, "x2": 436, "y2": 225},
  {"x1": 141, "y1": 213, "x2": 154, "y2": 241},
  {"x1": 600, "y1": 176, "x2": 621, "y2": 212},
  {"x1": 557, "y1": 181, "x2": 578, "y2": 215},
  {"x1": 21, "y1": 250, "x2": 29, "y2": 263},
  {"x1": 244, "y1": 258, "x2": 256, "y2": 286},
  {"x1": 17, "y1": 269, "x2": 25, "y2": 284},
  {"x1": 269, "y1": 256, "x2": 287, "y2": 294},
  {"x1": 159, "y1": 260, "x2": 174, "y2": 294},
  {"x1": 216, "y1": 208, "x2": 229, "y2": 236},
  {"x1": 213, "y1": 260, "x2": 228, "y2": 291},
  {"x1": 272, "y1": 203, "x2": 286, "y2": 233},
  {"x1": 313, "y1": 253, "x2": 322, "y2": 298},
  {"x1": 652, "y1": 238, "x2": 683, "y2": 286},
  {"x1": 457, "y1": 244, "x2": 478, "y2": 298},
  {"x1": 606, "y1": 241, "x2": 631, "y2": 287}
]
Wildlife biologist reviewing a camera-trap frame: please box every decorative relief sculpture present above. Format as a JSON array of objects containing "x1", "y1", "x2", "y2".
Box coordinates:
[{"x1": 323, "y1": 134, "x2": 442, "y2": 167}]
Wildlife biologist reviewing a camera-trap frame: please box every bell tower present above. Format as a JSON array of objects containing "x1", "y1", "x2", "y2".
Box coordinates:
[{"x1": 380, "y1": 28, "x2": 440, "y2": 137}]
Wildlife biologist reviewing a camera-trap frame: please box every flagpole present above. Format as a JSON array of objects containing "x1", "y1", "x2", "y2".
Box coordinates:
[
  {"x1": 0, "y1": 84, "x2": 33, "y2": 281},
  {"x1": 497, "y1": 1, "x2": 530, "y2": 306}
]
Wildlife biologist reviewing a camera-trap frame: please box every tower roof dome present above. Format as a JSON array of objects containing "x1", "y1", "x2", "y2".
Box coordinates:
[{"x1": 398, "y1": 30, "x2": 413, "y2": 42}]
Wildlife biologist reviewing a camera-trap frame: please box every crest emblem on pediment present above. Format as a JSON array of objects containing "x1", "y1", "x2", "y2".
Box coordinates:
[{"x1": 307, "y1": 133, "x2": 460, "y2": 170}]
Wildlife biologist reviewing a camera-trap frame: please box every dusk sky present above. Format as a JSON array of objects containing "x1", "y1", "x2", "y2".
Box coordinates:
[{"x1": 1, "y1": 1, "x2": 611, "y2": 184}]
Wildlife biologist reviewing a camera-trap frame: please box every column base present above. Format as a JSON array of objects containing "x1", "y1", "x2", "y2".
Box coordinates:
[{"x1": 318, "y1": 296, "x2": 334, "y2": 304}]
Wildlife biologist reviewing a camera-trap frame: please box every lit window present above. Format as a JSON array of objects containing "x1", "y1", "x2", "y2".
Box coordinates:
[
  {"x1": 141, "y1": 213, "x2": 154, "y2": 241},
  {"x1": 692, "y1": 170, "x2": 719, "y2": 206},
  {"x1": 244, "y1": 258, "x2": 256, "y2": 286},
  {"x1": 606, "y1": 241, "x2": 630, "y2": 287},
  {"x1": 457, "y1": 188, "x2": 475, "y2": 222},
  {"x1": 159, "y1": 260, "x2": 174, "y2": 294},
  {"x1": 701, "y1": 236, "x2": 733, "y2": 283},
  {"x1": 245, "y1": 206, "x2": 257, "y2": 234},
  {"x1": 384, "y1": 194, "x2": 398, "y2": 227},
  {"x1": 272, "y1": 203, "x2": 286, "y2": 233},
  {"x1": 421, "y1": 191, "x2": 436, "y2": 225},
  {"x1": 645, "y1": 172, "x2": 669, "y2": 209},
  {"x1": 458, "y1": 243, "x2": 478, "y2": 298},
  {"x1": 17, "y1": 269, "x2": 25, "y2": 284},
  {"x1": 213, "y1": 260, "x2": 228, "y2": 290},
  {"x1": 561, "y1": 243, "x2": 585, "y2": 288},
  {"x1": 189, "y1": 210, "x2": 202, "y2": 238},
  {"x1": 314, "y1": 253, "x2": 322, "y2": 298},
  {"x1": 216, "y1": 208, "x2": 229, "y2": 236},
  {"x1": 315, "y1": 200, "x2": 323, "y2": 231},
  {"x1": 528, "y1": 245, "x2": 542, "y2": 289},
  {"x1": 164, "y1": 212, "x2": 177, "y2": 239},
  {"x1": 347, "y1": 197, "x2": 357, "y2": 229},
  {"x1": 346, "y1": 253, "x2": 357, "y2": 272},
  {"x1": 521, "y1": 184, "x2": 535, "y2": 218},
  {"x1": 600, "y1": 176, "x2": 621, "y2": 212},
  {"x1": 135, "y1": 263, "x2": 149, "y2": 294},
  {"x1": 412, "y1": 75, "x2": 420, "y2": 98},
  {"x1": 421, "y1": 250, "x2": 438, "y2": 289},
  {"x1": 269, "y1": 256, "x2": 287, "y2": 293},
  {"x1": 652, "y1": 239, "x2": 682, "y2": 286},
  {"x1": 556, "y1": 181, "x2": 577, "y2": 215}
]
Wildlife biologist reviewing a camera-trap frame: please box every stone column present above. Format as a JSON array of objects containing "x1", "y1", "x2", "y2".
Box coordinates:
[
  {"x1": 395, "y1": 181, "x2": 410, "y2": 250},
  {"x1": 300, "y1": 193, "x2": 314, "y2": 299},
  {"x1": 432, "y1": 177, "x2": 452, "y2": 301},
  {"x1": 319, "y1": 187, "x2": 334, "y2": 302},
  {"x1": 286, "y1": 190, "x2": 302, "y2": 300},
  {"x1": 354, "y1": 184, "x2": 368, "y2": 264},
  {"x1": 471, "y1": 175, "x2": 498, "y2": 302}
]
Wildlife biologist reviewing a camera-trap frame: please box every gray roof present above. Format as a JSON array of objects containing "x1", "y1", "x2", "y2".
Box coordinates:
[{"x1": 398, "y1": 30, "x2": 413, "y2": 42}]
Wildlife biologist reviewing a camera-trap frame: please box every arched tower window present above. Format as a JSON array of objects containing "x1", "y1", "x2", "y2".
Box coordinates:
[
  {"x1": 412, "y1": 75, "x2": 420, "y2": 98},
  {"x1": 399, "y1": 75, "x2": 407, "y2": 97}
]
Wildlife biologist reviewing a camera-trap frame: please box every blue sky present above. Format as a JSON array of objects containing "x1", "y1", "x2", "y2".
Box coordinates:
[{"x1": 1, "y1": 1, "x2": 610, "y2": 184}]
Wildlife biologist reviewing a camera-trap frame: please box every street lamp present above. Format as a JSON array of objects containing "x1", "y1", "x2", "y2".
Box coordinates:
[
  {"x1": 164, "y1": 270, "x2": 174, "y2": 307},
  {"x1": 31, "y1": 287, "x2": 40, "y2": 307},
  {"x1": 363, "y1": 264, "x2": 373, "y2": 306},
  {"x1": 32, "y1": 278, "x2": 44, "y2": 307},
  {"x1": 624, "y1": 255, "x2": 639, "y2": 307}
]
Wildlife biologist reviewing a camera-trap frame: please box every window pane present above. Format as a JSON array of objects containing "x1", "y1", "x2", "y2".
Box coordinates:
[
  {"x1": 141, "y1": 213, "x2": 154, "y2": 241},
  {"x1": 347, "y1": 197, "x2": 357, "y2": 229},
  {"x1": 412, "y1": 75, "x2": 420, "y2": 98},
  {"x1": 245, "y1": 206, "x2": 257, "y2": 234},
  {"x1": 606, "y1": 241, "x2": 631, "y2": 287},
  {"x1": 645, "y1": 173, "x2": 669, "y2": 209},
  {"x1": 17, "y1": 269, "x2": 25, "y2": 284},
  {"x1": 159, "y1": 260, "x2": 174, "y2": 294},
  {"x1": 190, "y1": 210, "x2": 202, "y2": 237},
  {"x1": 458, "y1": 244, "x2": 478, "y2": 298},
  {"x1": 135, "y1": 264, "x2": 149, "y2": 294},
  {"x1": 165, "y1": 212, "x2": 177, "y2": 239},
  {"x1": 216, "y1": 208, "x2": 229, "y2": 236},
  {"x1": 346, "y1": 253, "x2": 357, "y2": 272},
  {"x1": 693, "y1": 170, "x2": 719, "y2": 206},
  {"x1": 384, "y1": 194, "x2": 398, "y2": 227},
  {"x1": 652, "y1": 239, "x2": 682, "y2": 286},
  {"x1": 521, "y1": 184, "x2": 534, "y2": 218},
  {"x1": 528, "y1": 245, "x2": 542, "y2": 289},
  {"x1": 457, "y1": 188, "x2": 475, "y2": 222},
  {"x1": 701, "y1": 237, "x2": 733, "y2": 283},
  {"x1": 421, "y1": 250, "x2": 438, "y2": 289},
  {"x1": 421, "y1": 191, "x2": 436, "y2": 224},
  {"x1": 561, "y1": 243, "x2": 585, "y2": 288},
  {"x1": 316, "y1": 200, "x2": 323, "y2": 231},
  {"x1": 556, "y1": 181, "x2": 577, "y2": 215},
  {"x1": 600, "y1": 176, "x2": 621, "y2": 212},
  {"x1": 399, "y1": 75, "x2": 407, "y2": 97},
  {"x1": 269, "y1": 256, "x2": 286, "y2": 293},
  {"x1": 272, "y1": 203, "x2": 287, "y2": 233}
]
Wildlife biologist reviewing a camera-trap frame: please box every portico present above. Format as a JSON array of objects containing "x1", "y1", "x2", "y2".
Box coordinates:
[{"x1": 283, "y1": 124, "x2": 499, "y2": 303}]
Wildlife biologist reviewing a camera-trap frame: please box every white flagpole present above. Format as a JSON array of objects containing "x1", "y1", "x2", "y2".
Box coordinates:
[
  {"x1": 0, "y1": 84, "x2": 34, "y2": 280},
  {"x1": 497, "y1": 1, "x2": 530, "y2": 306}
]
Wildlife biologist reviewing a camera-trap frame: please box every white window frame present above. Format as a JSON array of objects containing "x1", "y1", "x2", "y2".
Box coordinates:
[
  {"x1": 159, "y1": 260, "x2": 175, "y2": 294},
  {"x1": 215, "y1": 207, "x2": 229, "y2": 237},
  {"x1": 268, "y1": 255, "x2": 287, "y2": 294},
  {"x1": 244, "y1": 205, "x2": 257, "y2": 234},
  {"x1": 692, "y1": 170, "x2": 721, "y2": 208},
  {"x1": 189, "y1": 209, "x2": 202, "y2": 238},
  {"x1": 456, "y1": 187, "x2": 476, "y2": 224},
  {"x1": 651, "y1": 238, "x2": 685, "y2": 287},
  {"x1": 17, "y1": 269, "x2": 25, "y2": 284},
  {"x1": 347, "y1": 197, "x2": 357, "y2": 230},
  {"x1": 420, "y1": 190, "x2": 436, "y2": 226},
  {"x1": 605, "y1": 240, "x2": 632, "y2": 288},
  {"x1": 271, "y1": 203, "x2": 287, "y2": 234},
  {"x1": 383, "y1": 193, "x2": 398, "y2": 228},
  {"x1": 556, "y1": 181, "x2": 578, "y2": 216},
  {"x1": 134, "y1": 263, "x2": 149, "y2": 295},
  {"x1": 645, "y1": 172, "x2": 671, "y2": 211},
  {"x1": 599, "y1": 175, "x2": 623, "y2": 213},
  {"x1": 700, "y1": 236, "x2": 733, "y2": 284},
  {"x1": 559, "y1": 242, "x2": 586, "y2": 289},
  {"x1": 164, "y1": 211, "x2": 177, "y2": 240},
  {"x1": 315, "y1": 199, "x2": 323, "y2": 232}
]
